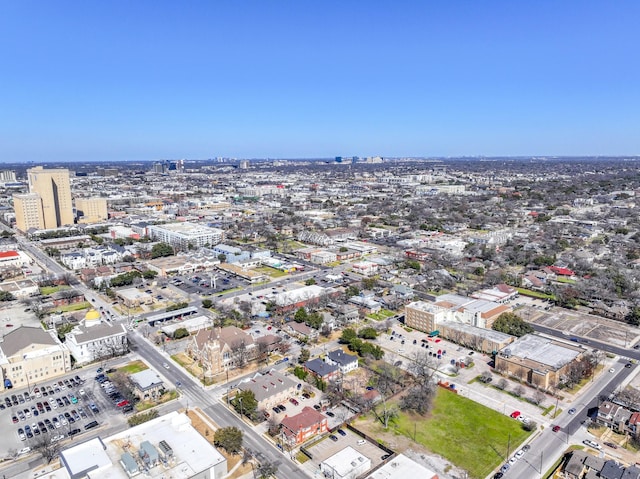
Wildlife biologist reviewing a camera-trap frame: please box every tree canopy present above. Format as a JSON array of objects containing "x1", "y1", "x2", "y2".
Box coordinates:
[
  {"x1": 491, "y1": 312, "x2": 534, "y2": 337},
  {"x1": 151, "y1": 242, "x2": 174, "y2": 259},
  {"x1": 214, "y1": 426, "x2": 243, "y2": 454}
]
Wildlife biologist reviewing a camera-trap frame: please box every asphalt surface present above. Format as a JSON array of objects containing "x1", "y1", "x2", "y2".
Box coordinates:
[{"x1": 128, "y1": 332, "x2": 308, "y2": 478}]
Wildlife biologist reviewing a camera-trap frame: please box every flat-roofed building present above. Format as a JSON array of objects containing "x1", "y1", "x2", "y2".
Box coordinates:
[
  {"x1": 320, "y1": 446, "x2": 372, "y2": 479},
  {"x1": 0, "y1": 326, "x2": 71, "y2": 392},
  {"x1": 495, "y1": 334, "x2": 586, "y2": 390},
  {"x1": 56, "y1": 412, "x2": 227, "y2": 479},
  {"x1": 148, "y1": 222, "x2": 224, "y2": 249},
  {"x1": 365, "y1": 453, "x2": 438, "y2": 479},
  {"x1": 75, "y1": 197, "x2": 108, "y2": 224},
  {"x1": 405, "y1": 294, "x2": 512, "y2": 332},
  {"x1": 13, "y1": 193, "x2": 45, "y2": 232},
  {"x1": 26, "y1": 166, "x2": 74, "y2": 229}
]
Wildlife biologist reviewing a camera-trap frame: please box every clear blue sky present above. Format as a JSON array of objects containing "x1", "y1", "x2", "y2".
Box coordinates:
[{"x1": 1, "y1": 1, "x2": 638, "y2": 162}]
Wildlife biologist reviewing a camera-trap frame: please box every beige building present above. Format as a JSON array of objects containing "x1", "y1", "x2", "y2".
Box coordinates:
[
  {"x1": 13, "y1": 167, "x2": 74, "y2": 231},
  {"x1": 494, "y1": 334, "x2": 586, "y2": 390},
  {"x1": 405, "y1": 294, "x2": 511, "y2": 333},
  {"x1": 13, "y1": 193, "x2": 45, "y2": 232},
  {"x1": 75, "y1": 197, "x2": 108, "y2": 224},
  {"x1": 0, "y1": 326, "x2": 71, "y2": 392},
  {"x1": 27, "y1": 166, "x2": 74, "y2": 229}
]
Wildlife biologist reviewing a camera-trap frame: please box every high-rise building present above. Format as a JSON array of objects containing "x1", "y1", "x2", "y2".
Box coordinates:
[
  {"x1": 13, "y1": 193, "x2": 45, "y2": 232},
  {"x1": 27, "y1": 166, "x2": 74, "y2": 229},
  {"x1": 75, "y1": 197, "x2": 108, "y2": 224},
  {"x1": 13, "y1": 167, "x2": 74, "y2": 232}
]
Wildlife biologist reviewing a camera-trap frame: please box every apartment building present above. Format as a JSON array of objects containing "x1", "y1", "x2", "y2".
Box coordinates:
[
  {"x1": 75, "y1": 197, "x2": 108, "y2": 224},
  {"x1": 148, "y1": 222, "x2": 225, "y2": 249}
]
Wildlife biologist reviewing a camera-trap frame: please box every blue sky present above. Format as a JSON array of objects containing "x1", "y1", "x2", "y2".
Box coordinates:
[{"x1": 1, "y1": 1, "x2": 638, "y2": 162}]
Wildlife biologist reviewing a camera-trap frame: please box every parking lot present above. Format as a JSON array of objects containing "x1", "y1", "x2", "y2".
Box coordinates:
[
  {"x1": 301, "y1": 427, "x2": 387, "y2": 475},
  {"x1": 0, "y1": 369, "x2": 129, "y2": 459}
]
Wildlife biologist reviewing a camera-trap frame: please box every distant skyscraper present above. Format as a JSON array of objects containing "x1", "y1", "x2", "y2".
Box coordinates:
[{"x1": 13, "y1": 166, "x2": 74, "y2": 231}]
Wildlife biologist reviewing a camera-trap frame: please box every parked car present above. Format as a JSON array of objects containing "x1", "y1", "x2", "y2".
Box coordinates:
[
  {"x1": 337, "y1": 429, "x2": 346, "y2": 436},
  {"x1": 329, "y1": 435, "x2": 338, "y2": 442}
]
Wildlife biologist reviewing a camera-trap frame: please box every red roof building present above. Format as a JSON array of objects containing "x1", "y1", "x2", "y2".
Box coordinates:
[
  {"x1": 280, "y1": 406, "x2": 328, "y2": 445},
  {"x1": 549, "y1": 266, "x2": 576, "y2": 276}
]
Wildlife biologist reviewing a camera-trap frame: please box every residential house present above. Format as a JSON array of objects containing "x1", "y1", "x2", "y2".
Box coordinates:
[
  {"x1": 286, "y1": 321, "x2": 318, "y2": 340},
  {"x1": 280, "y1": 406, "x2": 329, "y2": 445},
  {"x1": 563, "y1": 450, "x2": 588, "y2": 479},
  {"x1": 236, "y1": 370, "x2": 298, "y2": 411},
  {"x1": 325, "y1": 349, "x2": 358, "y2": 374},
  {"x1": 596, "y1": 401, "x2": 633, "y2": 434},
  {"x1": 304, "y1": 358, "x2": 339, "y2": 382}
]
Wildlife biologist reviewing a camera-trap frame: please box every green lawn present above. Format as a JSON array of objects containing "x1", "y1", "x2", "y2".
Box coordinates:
[
  {"x1": 515, "y1": 287, "x2": 556, "y2": 300},
  {"x1": 40, "y1": 285, "x2": 68, "y2": 295},
  {"x1": 50, "y1": 301, "x2": 91, "y2": 313},
  {"x1": 389, "y1": 389, "x2": 530, "y2": 479},
  {"x1": 118, "y1": 360, "x2": 148, "y2": 374},
  {"x1": 254, "y1": 266, "x2": 288, "y2": 278},
  {"x1": 366, "y1": 309, "x2": 396, "y2": 321}
]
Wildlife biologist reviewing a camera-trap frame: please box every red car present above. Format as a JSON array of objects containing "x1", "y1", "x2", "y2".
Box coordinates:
[
  {"x1": 552, "y1": 425, "x2": 561, "y2": 432},
  {"x1": 510, "y1": 411, "x2": 521, "y2": 419},
  {"x1": 289, "y1": 398, "x2": 299, "y2": 406}
]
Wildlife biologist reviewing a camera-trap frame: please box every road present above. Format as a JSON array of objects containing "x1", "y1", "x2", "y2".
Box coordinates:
[
  {"x1": 531, "y1": 323, "x2": 640, "y2": 361},
  {"x1": 128, "y1": 332, "x2": 309, "y2": 478},
  {"x1": 502, "y1": 356, "x2": 636, "y2": 478}
]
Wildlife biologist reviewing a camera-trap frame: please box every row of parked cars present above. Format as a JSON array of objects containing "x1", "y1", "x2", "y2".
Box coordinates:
[{"x1": 96, "y1": 372, "x2": 133, "y2": 413}]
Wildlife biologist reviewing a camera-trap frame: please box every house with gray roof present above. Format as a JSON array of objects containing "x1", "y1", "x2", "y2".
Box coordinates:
[
  {"x1": 325, "y1": 349, "x2": 359, "y2": 374},
  {"x1": 304, "y1": 358, "x2": 339, "y2": 381},
  {"x1": 236, "y1": 370, "x2": 298, "y2": 410}
]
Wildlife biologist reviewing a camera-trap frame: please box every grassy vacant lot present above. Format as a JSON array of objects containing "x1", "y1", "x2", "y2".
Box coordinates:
[
  {"x1": 40, "y1": 285, "x2": 68, "y2": 295},
  {"x1": 367, "y1": 309, "x2": 396, "y2": 321},
  {"x1": 255, "y1": 266, "x2": 287, "y2": 278},
  {"x1": 50, "y1": 301, "x2": 91, "y2": 313},
  {"x1": 515, "y1": 287, "x2": 556, "y2": 300},
  {"x1": 388, "y1": 389, "x2": 530, "y2": 479},
  {"x1": 118, "y1": 360, "x2": 148, "y2": 374}
]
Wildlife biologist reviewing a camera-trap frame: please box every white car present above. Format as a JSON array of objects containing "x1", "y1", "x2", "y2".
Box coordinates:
[
  {"x1": 163, "y1": 363, "x2": 170, "y2": 369},
  {"x1": 17, "y1": 447, "x2": 31, "y2": 456},
  {"x1": 79, "y1": 389, "x2": 85, "y2": 396},
  {"x1": 609, "y1": 368, "x2": 615, "y2": 373},
  {"x1": 51, "y1": 434, "x2": 65, "y2": 443},
  {"x1": 583, "y1": 440, "x2": 601, "y2": 450},
  {"x1": 515, "y1": 449, "x2": 525, "y2": 459}
]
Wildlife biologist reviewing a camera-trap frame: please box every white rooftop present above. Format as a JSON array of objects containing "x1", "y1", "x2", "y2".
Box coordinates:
[{"x1": 53, "y1": 412, "x2": 226, "y2": 479}]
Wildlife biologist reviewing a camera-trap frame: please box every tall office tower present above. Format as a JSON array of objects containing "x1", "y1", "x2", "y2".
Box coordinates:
[
  {"x1": 0, "y1": 170, "x2": 17, "y2": 184},
  {"x1": 13, "y1": 193, "x2": 45, "y2": 232},
  {"x1": 26, "y1": 166, "x2": 74, "y2": 229},
  {"x1": 75, "y1": 197, "x2": 108, "y2": 224}
]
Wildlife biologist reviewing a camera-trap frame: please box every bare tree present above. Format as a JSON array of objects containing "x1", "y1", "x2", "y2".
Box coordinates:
[
  {"x1": 231, "y1": 340, "x2": 249, "y2": 368},
  {"x1": 496, "y1": 378, "x2": 508, "y2": 390},
  {"x1": 513, "y1": 385, "x2": 525, "y2": 397},
  {"x1": 31, "y1": 432, "x2": 61, "y2": 464},
  {"x1": 531, "y1": 390, "x2": 546, "y2": 406},
  {"x1": 256, "y1": 341, "x2": 269, "y2": 364},
  {"x1": 256, "y1": 460, "x2": 279, "y2": 479}
]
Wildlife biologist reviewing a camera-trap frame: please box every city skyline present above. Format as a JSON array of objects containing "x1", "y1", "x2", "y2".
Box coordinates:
[{"x1": 1, "y1": 1, "x2": 639, "y2": 163}]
